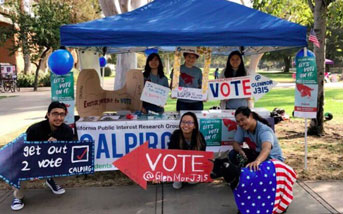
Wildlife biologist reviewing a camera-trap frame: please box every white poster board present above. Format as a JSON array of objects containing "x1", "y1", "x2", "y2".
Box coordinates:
[{"x1": 140, "y1": 81, "x2": 170, "y2": 107}]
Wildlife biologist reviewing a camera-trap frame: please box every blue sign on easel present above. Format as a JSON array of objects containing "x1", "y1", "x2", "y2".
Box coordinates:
[{"x1": 0, "y1": 134, "x2": 94, "y2": 188}]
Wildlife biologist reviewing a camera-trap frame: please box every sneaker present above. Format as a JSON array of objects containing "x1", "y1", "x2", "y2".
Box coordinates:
[
  {"x1": 11, "y1": 198, "x2": 24, "y2": 211},
  {"x1": 46, "y1": 178, "x2": 65, "y2": 195},
  {"x1": 172, "y1": 182, "x2": 182, "y2": 190}
]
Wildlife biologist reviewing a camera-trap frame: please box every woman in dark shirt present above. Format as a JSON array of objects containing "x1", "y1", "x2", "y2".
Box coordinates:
[{"x1": 168, "y1": 112, "x2": 206, "y2": 189}]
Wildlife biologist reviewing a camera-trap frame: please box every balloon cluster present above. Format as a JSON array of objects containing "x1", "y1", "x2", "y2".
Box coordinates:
[{"x1": 48, "y1": 49, "x2": 74, "y2": 75}]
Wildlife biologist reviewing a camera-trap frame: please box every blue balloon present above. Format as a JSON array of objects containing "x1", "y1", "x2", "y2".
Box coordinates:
[
  {"x1": 99, "y1": 57, "x2": 107, "y2": 67},
  {"x1": 48, "y1": 49, "x2": 74, "y2": 75},
  {"x1": 296, "y1": 49, "x2": 315, "y2": 58},
  {"x1": 144, "y1": 48, "x2": 158, "y2": 56}
]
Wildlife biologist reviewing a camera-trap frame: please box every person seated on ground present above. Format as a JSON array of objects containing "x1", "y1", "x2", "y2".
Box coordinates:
[
  {"x1": 141, "y1": 53, "x2": 169, "y2": 114},
  {"x1": 220, "y1": 51, "x2": 251, "y2": 110},
  {"x1": 229, "y1": 106, "x2": 284, "y2": 171},
  {"x1": 168, "y1": 112, "x2": 206, "y2": 189},
  {"x1": 171, "y1": 48, "x2": 203, "y2": 111},
  {"x1": 11, "y1": 101, "x2": 73, "y2": 211}
]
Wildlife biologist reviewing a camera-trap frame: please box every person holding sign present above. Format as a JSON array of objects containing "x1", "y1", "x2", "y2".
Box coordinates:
[
  {"x1": 229, "y1": 107, "x2": 284, "y2": 171},
  {"x1": 11, "y1": 101, "x2": 73, "y2": 211},
  {"x1": 168, "y1": 112, "x2": 206, "y2": 189},
  {"x1": 142, "y1": 53, "x2": 169, "y2": 114},
  {"x1": 172, "y1": 49, "x2": 203, "y2": 111},
  {"x1": 220, "y1": 51, "x2": 250, "y2": 109}
]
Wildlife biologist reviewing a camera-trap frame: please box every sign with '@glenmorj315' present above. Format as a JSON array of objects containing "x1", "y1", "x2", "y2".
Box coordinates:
[
  {"x1": 114, "y1": 142, "x2": 214, "y2": 189},
  {"x1": 0, "y1": 134, "x2": 94, "y2": 188}
]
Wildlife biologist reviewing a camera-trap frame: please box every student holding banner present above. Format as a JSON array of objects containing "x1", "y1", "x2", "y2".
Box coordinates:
[
  {"x1": 11, "y1": 101, "x2": 73, "y2": 211},
  {"x1": 168, "y1": 112, "x2": 206, "y2": 189},
  {"x1": 220, "y1": 51, "x2": 250, "y2": 109},
  {"x1": 172, "y1": 49, "x2": 203, "y2": 111},
  {"x1": 142, "y1": 53, "x2": 169, "y2": 114},
  {"x1": 229, "y1": 107, "x2": 284, "y2": 171}
]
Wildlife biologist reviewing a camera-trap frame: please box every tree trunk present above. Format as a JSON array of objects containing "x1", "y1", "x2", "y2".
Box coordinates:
[
  {"x1": 283, "y1": 56, "x2": 291, "y2": 73},
  {"x1": 308, "y1": 0, "x2": 327, "y2": 136},
  {"x1": 20, "y1": 0, "x2": 31, "y2": 74},
  {"x1": 99, "y1": 0, "x2": 148, "y2": 90},
  {"x1": 33, "y1": 48, "x2": 50, "y2": 91}
]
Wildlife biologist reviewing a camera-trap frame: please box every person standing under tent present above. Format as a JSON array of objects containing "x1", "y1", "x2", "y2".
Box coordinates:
[
  {"x1": 220, "y1": 51, "x2": 250, "y2": 110},
  {"x1": 141, "y1": 53, "x2": 169, "y2": 114},
  {"x1": 171, "y1": 48, "x2": 203, "y2": 111}
]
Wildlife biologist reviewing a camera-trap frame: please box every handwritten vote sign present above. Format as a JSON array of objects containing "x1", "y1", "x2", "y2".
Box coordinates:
[
  {"x1": 113, "y1": 142, "x2": 213, "y2": 189},
  {"x1": 171, "y1": 87, "x2": 207, "y2": 101},
  {"x1": 0, "y1": 134, "x2": 94, "y2": 188},
  {"x1": 140, "y1": 81, "x2": 170, "y2": 107}
]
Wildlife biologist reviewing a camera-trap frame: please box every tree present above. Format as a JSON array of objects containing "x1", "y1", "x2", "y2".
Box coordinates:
[
  {"x1": 253, "y1": 0, "x2": 340, "y2": 135},
  {"x1": 307, "y1": 0, "x2": 337, "y2": 136},
  {"x1": 253, "y1": 0, "x2": 313, "y2": 73},
  {"x1": 0, "y1": 0, "x2": 72, "y2": 91}
]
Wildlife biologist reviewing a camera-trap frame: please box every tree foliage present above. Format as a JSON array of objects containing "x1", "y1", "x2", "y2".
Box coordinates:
[{"x1": 0, "y1": 0, "x2": 72, "y2": 91}]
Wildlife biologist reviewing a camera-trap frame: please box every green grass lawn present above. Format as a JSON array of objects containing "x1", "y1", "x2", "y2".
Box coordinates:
[
  {"x1": 257, "y1": 71, "x2": 295, "y2": 83},
  {"x1": 164, "y1": 87, "x2": 343, "y2": 121}
]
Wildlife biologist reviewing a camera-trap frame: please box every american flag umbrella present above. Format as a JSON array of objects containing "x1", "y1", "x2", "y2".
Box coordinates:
[{"x1": 234, "y1": 160, "x2": 296, "y2": 214}]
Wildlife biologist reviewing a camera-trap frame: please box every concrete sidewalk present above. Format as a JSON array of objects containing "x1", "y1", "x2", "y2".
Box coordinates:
[
  {"x1": 0, "y1": 87, "x2": 51, "y2": 140},
  {"x1": 0, "y1": 181, "x2": 342, "y2": 213}
]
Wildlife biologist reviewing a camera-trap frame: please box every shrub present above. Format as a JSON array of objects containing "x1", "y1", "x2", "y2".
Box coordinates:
[
  {"x1": 39, "y1": 73, "x2": 51, "y2": 87},
  {"x1": 17, "y1": 73, "x2": 51, "y2": 87},
  {"x1": 17, "y1": 73, "x2": 35, "y2": 87}
]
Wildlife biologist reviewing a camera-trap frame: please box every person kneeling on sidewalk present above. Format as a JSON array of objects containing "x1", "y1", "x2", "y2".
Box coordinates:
[
  {"x1": 11, "y1": 101, "x2": 73, "y2": 211},
  {"x1": 168, "y1": 112, "x2": 206, "y2": 189}
]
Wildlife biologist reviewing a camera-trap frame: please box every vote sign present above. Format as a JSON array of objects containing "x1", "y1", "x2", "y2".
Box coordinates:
[
  {"x1": 114, "y1": 142, "x2": 214, "y2": 189},
  {"x1": 207, "y1": 74, "x2": 277, "y2": 101},
  {"x1": 0, "y1": 134, "x2": 94, "y2": 188}
]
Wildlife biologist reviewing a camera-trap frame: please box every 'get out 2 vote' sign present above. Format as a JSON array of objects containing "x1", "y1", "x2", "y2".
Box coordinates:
[
  {"x1": 0, "y1": 134, "x2": 94, "y2": 188},
  {"x1": 114, "y1": 142, "x2": 214, "y2": 189},
  {"x1": 208, "y1": 74, "x2": 277, "y2": 101}
]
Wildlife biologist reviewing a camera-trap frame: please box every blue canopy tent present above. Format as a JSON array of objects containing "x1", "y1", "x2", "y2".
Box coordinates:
[{"x1": 60, "y1": 0, "x2": 307, "y2": 55}]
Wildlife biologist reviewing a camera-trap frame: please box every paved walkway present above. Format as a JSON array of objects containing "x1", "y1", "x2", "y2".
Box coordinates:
[{"x1": 0, "y1": 181, "x2": 342, "y2": 213}]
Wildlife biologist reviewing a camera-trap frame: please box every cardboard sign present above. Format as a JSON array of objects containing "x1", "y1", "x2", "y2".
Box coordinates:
[
  {"x1": 51, "y1": 72, "x2": 75, "y2": 125},
  {"x1": 113, "y1": 142, "x2": 214, "y2": 189},
  {"x1": 208, "y1": 74, "x2": 277, "y2": 101},
  {"x1": 171, "y1": 87, "x2": 207, "y2": 101},
  {"x1": 0, "y1": 134, "x2": 94, "y2": 188},
  {"x1": 294, "y1": 56, "x2": 318, "y2": 118},
  {"x1": 171, "y1": 47, "x2": 211, "y2": 101},
  {"x1": 208, "y1": 76, "x2": 251, "y2": 100},
  {"x1": 76, "y1": 69, "x2": 144, "y2": 117},
  {"x1": 250, "y1": 74, "x2": 278, "y2": 101},
  {"x1": 140, "y1": 81, "x2": 170, "y2": 107}
]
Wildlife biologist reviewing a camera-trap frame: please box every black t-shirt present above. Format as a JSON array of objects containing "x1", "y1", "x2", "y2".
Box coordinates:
[
  {"x1": 168, "y1": 129, "x2": 206, "y2": 151},
  {"x1": 26, "y1": 119, "x2": 74, "y2": 141}
]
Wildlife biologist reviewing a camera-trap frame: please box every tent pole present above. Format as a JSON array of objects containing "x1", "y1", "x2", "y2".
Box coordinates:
[{"x1": 304, "y1": 47, "x2": 308, "y2": 170}]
